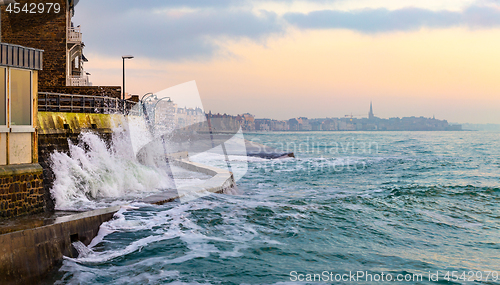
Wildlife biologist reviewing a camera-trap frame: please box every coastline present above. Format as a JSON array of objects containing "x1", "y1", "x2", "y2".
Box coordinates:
[{"x1": 0, "y1": 151, "x2": 237, "y2": 284}]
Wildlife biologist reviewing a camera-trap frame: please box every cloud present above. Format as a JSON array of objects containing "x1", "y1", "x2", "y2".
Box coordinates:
[
  {"x1": 76, "y1": 0, "x2": 245, "y2": 12},
  {"x1": 74, "y1": 0, "x2": 283, "y2": 61},
  {"x1": 74, "y1": 1, "x2": 500, "y2": 62},
  {"x1": 283, "y1": 5, "x2": 500, "y2": 33}
]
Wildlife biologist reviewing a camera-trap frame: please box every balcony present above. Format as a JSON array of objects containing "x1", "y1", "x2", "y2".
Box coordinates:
[
  {"x1": 68, "y1": 27, "x2": 82, "y2": 43},
  {"x1": 67, "y1": 73, "x2": 91, "y2": 86}
]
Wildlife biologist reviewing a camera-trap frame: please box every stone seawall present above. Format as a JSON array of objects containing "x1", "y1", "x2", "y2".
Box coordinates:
[
  {"x1": 0, "y1": 206, "x2": 120, "y2": 285},
  {"x1": 37, "y1": 112, "x2": 125, "y2": 211},
  {"x1": 142, "y1": 152, "x2": 236, "y2": 205},
  {"x1": 0, "y1": 112, "x2": 126, "y2": 284},
  {"x1": 0, "y1": 165, "x2": 45, "y2": 218}
]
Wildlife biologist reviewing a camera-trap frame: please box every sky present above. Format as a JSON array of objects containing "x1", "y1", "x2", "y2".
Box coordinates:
[{"x1": 73, "y1": 0, "x2": 500, "y2": 124}]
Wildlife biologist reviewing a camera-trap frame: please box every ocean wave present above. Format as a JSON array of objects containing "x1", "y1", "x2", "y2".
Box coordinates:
[{"x1": 50, "y1": 132, "x2": 173, "y2": 211}]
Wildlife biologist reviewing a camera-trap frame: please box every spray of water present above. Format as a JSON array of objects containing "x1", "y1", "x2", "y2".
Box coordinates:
[
  {"x1": 72, "y1": 241, "x2": 93, "y2": 258},
  {"x1": 49, "y1": 81, "x2": 249, "y2": 210},
  {"x1": 50, "y1": 131, "x2": 174, "y2": 211}
]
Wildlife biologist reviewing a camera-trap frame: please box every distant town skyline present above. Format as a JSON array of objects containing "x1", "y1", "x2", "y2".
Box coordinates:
[{"x1": 74, "y1": 0, "x2": 500, "y2": 124}]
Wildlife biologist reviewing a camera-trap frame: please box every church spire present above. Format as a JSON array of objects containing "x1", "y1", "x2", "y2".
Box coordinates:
[{"x1": 369, "y1": 101, "x2": 374, "y2": 119}]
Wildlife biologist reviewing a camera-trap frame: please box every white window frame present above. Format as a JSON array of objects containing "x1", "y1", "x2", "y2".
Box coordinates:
[
  {"x1": 9, "y1": 68, "x2": 35, "y2": 133},
  {"x1": 0, "y1": 67, "x2": 8, "y2": 133}
]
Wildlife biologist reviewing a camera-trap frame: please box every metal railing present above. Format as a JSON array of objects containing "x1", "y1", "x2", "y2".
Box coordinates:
[
  {"x1": 68, "y1": 27, "x2": 82, "y2": 43},
  {"x1": 38, "y1": 92, "x2": 138, "y2": 114},
  {"x1": 67, "y1": 75, "x2": 91, "y2": 86}
]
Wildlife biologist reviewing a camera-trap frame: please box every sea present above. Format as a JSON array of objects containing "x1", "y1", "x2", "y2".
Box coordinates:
[{"x1": 48, "y1": 131, "x2": 499, "y2": 284}]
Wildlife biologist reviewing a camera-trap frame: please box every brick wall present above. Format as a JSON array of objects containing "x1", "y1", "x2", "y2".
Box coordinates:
[
  {"x1": 0, "y1": 165, "x2": 45, "y2": 218},
  {"x1": 1, "y1": 0, "x2": 68, "y2": 88}
]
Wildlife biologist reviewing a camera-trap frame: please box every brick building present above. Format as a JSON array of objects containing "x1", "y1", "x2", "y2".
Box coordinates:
[
  {"x1": 1, "y1": 0, "x2": 121, "y2": 97},
  {"x1": 0, "y1": 2, "x2": 45, "y2": 218}
]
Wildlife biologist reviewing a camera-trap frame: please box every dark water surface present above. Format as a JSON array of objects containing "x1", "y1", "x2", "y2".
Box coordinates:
[{"x1": 53, "y1": 132, "x2": 500, "y2": 284}]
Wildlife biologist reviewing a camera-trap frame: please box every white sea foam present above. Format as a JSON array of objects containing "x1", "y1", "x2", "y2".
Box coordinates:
[
  {"x1": 50, "y1": 132, "x2": 174, "y2": 211},
  {"x1": 66, "y1": 195, "x2": 282, "y2": 269},
  {"x1": 71, "y1": 241, "x2": 93, "y2": 258}
]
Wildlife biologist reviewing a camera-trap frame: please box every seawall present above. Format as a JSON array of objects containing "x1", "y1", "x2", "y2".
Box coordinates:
[
  {"x1": 0, "y1": 164, "x2": 45, "y2": 218},
  {"x1": 142, "y1": 151, "x2": 236, "y2": 205},
  {"x1": 37, "y1": 112, "x2": 127, "y2": 211},
  {"x1": 0, "y1": 206, "x2": 120, "y2": 284},
  {"x1": 0, "y1": 112, "x2": 127, "y2": 284}
]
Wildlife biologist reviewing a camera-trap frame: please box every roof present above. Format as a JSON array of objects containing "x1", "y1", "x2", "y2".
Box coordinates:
[{"x1": 0, "y1": 43, "x2": 43, "y2": 70}]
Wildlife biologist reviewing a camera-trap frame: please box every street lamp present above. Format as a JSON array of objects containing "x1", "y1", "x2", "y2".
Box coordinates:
[
  {"x1": 153, "y1": 96, "x2": 172, "y2": 109},
  {"x1": 140, "y1": 92, "x2": 157, "y2": 118},
  {"x1": 140, "y1": 93, "x2": 156, "y2": 103},
  {"x1": 152, "y1": 97, "x2": 172, "y2": 126},
  {"x1": 122, "y1": 55, "x2": 134, "y2": 113}
]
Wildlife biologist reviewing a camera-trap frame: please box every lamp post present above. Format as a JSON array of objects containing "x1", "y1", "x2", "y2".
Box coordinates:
[
  {"x1": 153, "y1": 96, "x2": 172, "y2": 109},
  {"x1": 152, "y1": 96, "x2": 174, "y2": 178},
  {"x1": 140, "y1": 93, "x2": 157, "y2": 118},
  {"x1": 122, "y1": 55, "x2": 134, "y2": 113},
  {"x1": 152, "y1": 97, "x2": 172, "y2": 126},
  {"x1": 140, "y1": 93, "x2": 156, "y2": 104}
]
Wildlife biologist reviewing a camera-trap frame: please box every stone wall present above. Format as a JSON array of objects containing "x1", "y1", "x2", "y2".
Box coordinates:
[
  {"x1": 0, "y1": 164, "x2": 45, "y2": 218},
  {"x1": 38, "y1": 132, "x2": 80, "y2": 212},
  {"x1": 38, "y1": 132, "x2": 113, "y2": 212},
  {"x1": 37, "y1": 112, "x2": 126, "y2": 211},
  {"x1": 0, "y1": 206, "x2": 120, "y2": 285},
  {"x1": 1, "y1": 0, "x2": 67, "y2": 88},
  {"x1": 39, "y1": 86, "x2": 122, "y2": 99}
]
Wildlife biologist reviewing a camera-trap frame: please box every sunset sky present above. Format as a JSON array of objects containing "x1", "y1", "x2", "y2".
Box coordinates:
[{"x1": 74, "y1": 0, "x2": 500, "y2": 124}]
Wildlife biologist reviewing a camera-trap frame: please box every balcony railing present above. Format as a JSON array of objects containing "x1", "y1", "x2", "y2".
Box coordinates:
[
  {"x1": 67, "y1": 74, "x2": 91, "y2": 86},
  {"x1": 68, "y1": 27, "x2": 82, "y2": 43},
  {"x1": 38, "y1": 92, "x2": 139, "y2": 114}
]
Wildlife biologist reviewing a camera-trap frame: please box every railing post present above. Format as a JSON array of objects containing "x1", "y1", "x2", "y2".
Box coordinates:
[{"x1": 37, "y1": 92, "x2": 139, "y2": 114}]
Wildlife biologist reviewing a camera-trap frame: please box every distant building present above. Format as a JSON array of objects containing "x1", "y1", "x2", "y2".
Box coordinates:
[
  {"x1": 193, "y1": 101, "x2": 462, "y2": 133},
  {"x1": 297, "y1": 117, "x2": 312, "y2": 131},
  {"x1": 255, "y1": 119, "x2": 270, "y2": 131},
  {"x1": 338, "y1": 119, "x2": 356, "y2": 131},
  {"x1": 154, "y1": 99, "x2": 206, "y2": 131},
  {"x1": 240, "y1": 113, "x2": 255, "y2": 131},
  {"x1": 320, "y1": 118, "x2": 338, "y2": 131},
  {"x1": 288, "y1": 118, "x2": 299, "y2": 131},
  {"x1": 368, "y1": 101, "x2": 375, "y2": 120}
]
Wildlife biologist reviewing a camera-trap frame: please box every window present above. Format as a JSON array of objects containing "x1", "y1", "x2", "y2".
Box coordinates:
[
  {"x1": 10, "y1": 69, "x2": 32, "y2": 126},
  {"x1": 0, "y1": 68, "x2": 5, "y2": 126}
]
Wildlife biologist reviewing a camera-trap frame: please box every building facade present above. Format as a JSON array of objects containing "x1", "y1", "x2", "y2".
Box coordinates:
[
  {"x1": 0, "y1": 42, "x2": 45, "y2": 218},
  {"x1": 1, "y1": 0, "x2": 90, "y2": 88},
  {"x1": 1, "y1": 0, "x2": 121, "y2": 99}
]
